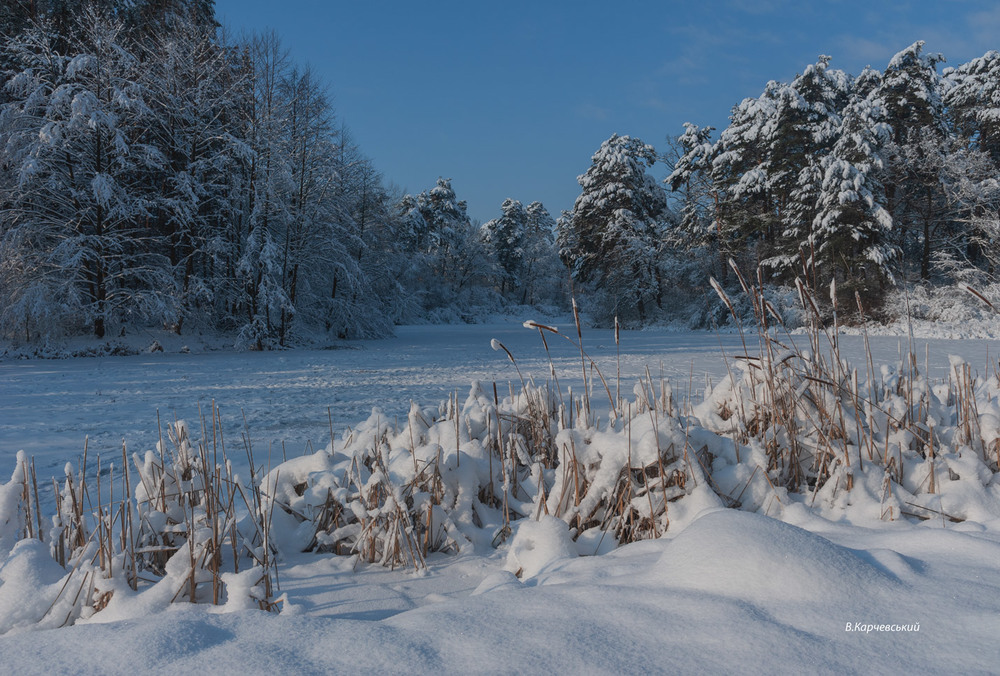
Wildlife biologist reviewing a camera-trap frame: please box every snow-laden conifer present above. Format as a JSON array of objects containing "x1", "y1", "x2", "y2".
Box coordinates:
[
  {"x1": 562, "y1": 134, "x2": 668, "y2": 323},
  {"x1": 811, "y1": 94, "x2": 896, "y2": 304}
]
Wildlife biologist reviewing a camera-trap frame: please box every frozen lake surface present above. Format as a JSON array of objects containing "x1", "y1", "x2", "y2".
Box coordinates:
[{"x1": 2, "y1": 320, "x2": 997, "y2": 480}]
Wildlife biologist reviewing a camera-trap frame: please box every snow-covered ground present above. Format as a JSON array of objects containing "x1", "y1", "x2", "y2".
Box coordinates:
[
  {"x1": 1, "y1": 509, "x2": 997, "y2": 674},
  {"x1": 1, "y1": 320, "x2": 999, "y2": 673}
]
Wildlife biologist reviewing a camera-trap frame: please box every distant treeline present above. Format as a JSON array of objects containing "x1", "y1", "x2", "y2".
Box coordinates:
[
  {"x1": 2, "y1": 2, "x2": 998, "y2": 341},
  {"x1": 556, "y1": 43, "x2": 1000, "y2": 325},
  {"x1": 0, "y1": 1, "x2": 565, "y2": 346}
]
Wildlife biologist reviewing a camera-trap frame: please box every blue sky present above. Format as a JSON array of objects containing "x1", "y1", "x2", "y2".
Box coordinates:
[{"x1": 214, "y1": 0, "x2": 1000, "y2": 224}]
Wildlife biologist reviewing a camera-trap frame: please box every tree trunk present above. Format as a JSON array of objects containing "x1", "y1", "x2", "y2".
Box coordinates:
[
  {"x1": 921, "y1": 220, "x2": 931, "y2": 281},
  {"x1": 921, "y1": 187, "x2": 932, "y2": 281},
  {"x1": 94, "y1": 118, "x2": 106, "y2": 338}
]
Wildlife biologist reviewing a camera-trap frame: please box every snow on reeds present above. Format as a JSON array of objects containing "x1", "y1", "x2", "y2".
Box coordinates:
[
  {"x1": 0, "y1": 407, "x2": 280, "y2": 633},
  {"x1": 698, "y1": 265, "x2": 1000, "y2": 525},
  {"x1": 2, "y1": 268, "x2": 1000, "y2": 632}
]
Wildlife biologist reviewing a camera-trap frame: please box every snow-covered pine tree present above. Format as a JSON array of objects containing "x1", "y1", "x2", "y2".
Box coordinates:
[
  {"x1": 398, "y1": 178, "x2": 492, "y2": 315},
  {"x1": 878, "y1": 41, "x2": 947, "y2": 143},
  {"x1": 479, "y1": 198, "x2": 563, "y2": 307},
  {"x1": 945, "y1": 50, "x2": 1000, "y2": 167},
  {"x1": 852, "y1": 66, "x2": 882, "y2": 101},
  {"x1": 480, "y1": 198, "x2": 527, "y2": 299},
  {"x1": 944, "y1": 51, "x2": 1000, "y2": 278},
  {"x1": 0, "y1": 18, "x2": 70, "y2": 340},
  {"x1": 666, "y1": 122, "x2": 716, "y2": 250},
  {"x1": 709, "y1": 80, "x2": 783, "y2": 274},
  {"x1": 136, "y1": 10, "x2": 243, "y2": 334},
  {"x1": 874, "y1": 41, "x2": 950, "y2": 281},
  {"x1": 662, "y1": 123, "x2": 730, "y2": 318},
  {"x1": 555, "y1": 208, "x2": 577, "y2": 272},
  {"x1": 764, "y1": 56, "x2": 849, "y2": 281},
  {"x1": 232, "y1": 31, "x2": 294, "y2": 349},
  {"x1": 397, "y1": 194, "x2": 430, "y2": 252},
  {"x1": 420, "y1": 177, "x2": 471, "y2": 260},
  {"x1": 812, "y1": 93, "x2": 896, "y2": 309},
  {"x1": 563, "y1": 134, "x2": 668, "y2": 323}
]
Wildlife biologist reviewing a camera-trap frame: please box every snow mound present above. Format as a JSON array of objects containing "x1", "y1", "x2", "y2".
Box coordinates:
[
  {"x1": 0, "y1": 539, "x2": 66, "y2": 633},
  {"x1": 648, "y1": 509, "x2": 899, "y2": 602},
  {"x1": 470, "y1": 570, "x2": 520, "y2": 596},
  {"x1": 504, "y1": 516, "x2": 577, "y2": 579}
]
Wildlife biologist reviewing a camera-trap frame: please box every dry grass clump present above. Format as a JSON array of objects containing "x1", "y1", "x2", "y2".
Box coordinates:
[
  {"x1": 702, "y1": 262, "x2": 1000, "y2": 521},
  {"x1": 1, "y1": 404, "x2": 279, "y2": 629},
  {"x1": 260, "y1": 382, "x2": 564, "y2": 571},
  {"x1": 521, "y1": 307, "x2": 710, "y2": 547}
]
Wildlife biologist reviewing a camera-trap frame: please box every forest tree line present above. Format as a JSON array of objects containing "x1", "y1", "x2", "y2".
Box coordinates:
[
  {"x1": 2, "y1": 2, "x2": 998, "y2": 344},
  {"x1": 0, "y1": 0, "x2": 565, "y2": 346},
  {"x1": 563, "y1": 42, "x2": 1000, "y2": 324}
]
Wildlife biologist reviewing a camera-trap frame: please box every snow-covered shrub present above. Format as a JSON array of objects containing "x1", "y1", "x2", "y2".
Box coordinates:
[
  {"x1": 867, "y1": 282, "x2": 1000, "y2": 337},
  {"x1": 256, "y1": 316, "x2": 733, "y2": 563},
  {"x1": 258, "y1": 382, "x2": 560, "y2": 569}
]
